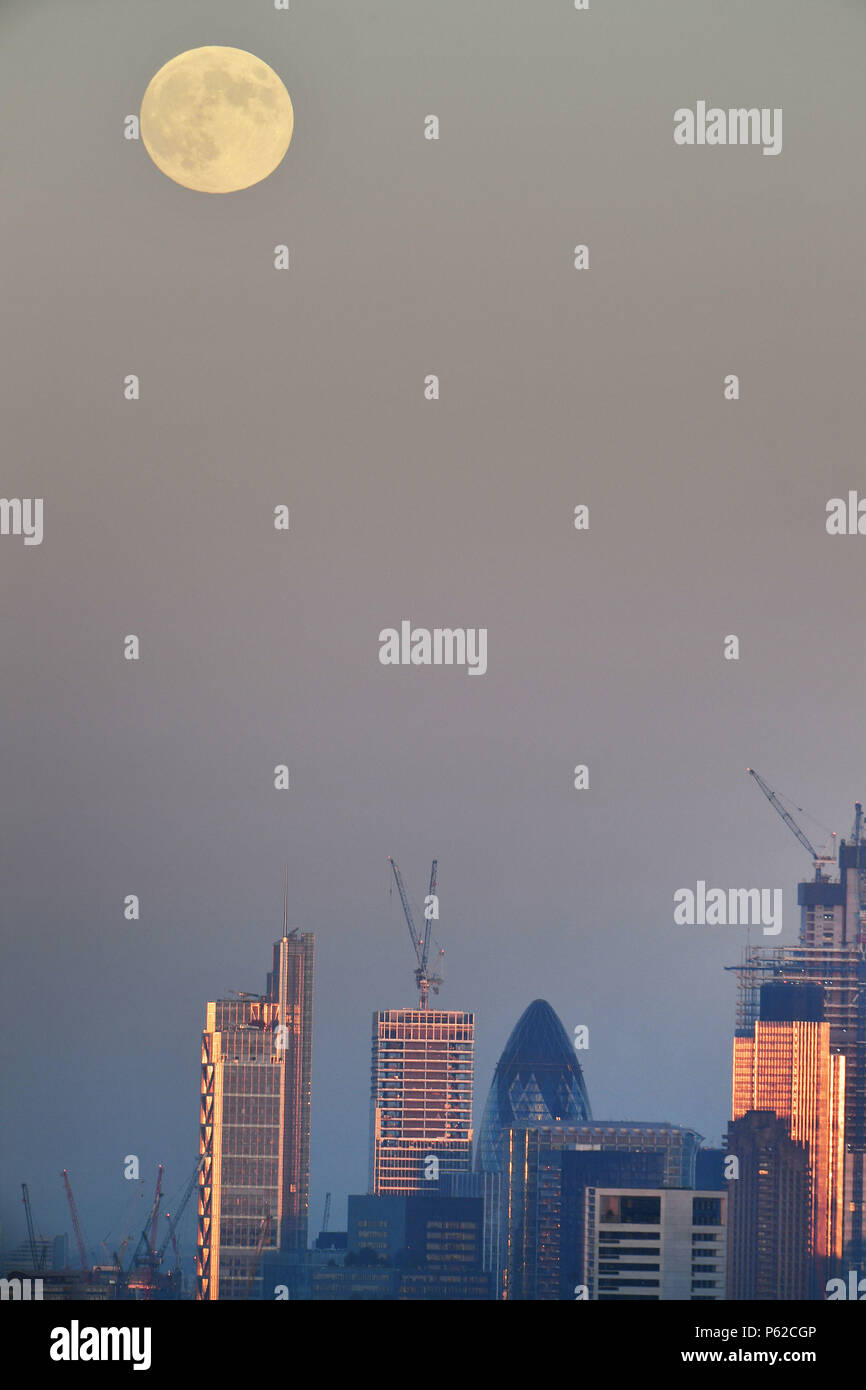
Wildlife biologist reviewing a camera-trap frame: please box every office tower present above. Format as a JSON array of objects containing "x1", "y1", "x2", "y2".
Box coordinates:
[
  {"x1": 732, "y1": 981, "x2": 845, "y2": 1292},
  {"x1": 503, "y1": 1121, "x2": 702, "y2": 1300},
  {"x1": 369, "y1": 1008, "x2": 474, "y2": 1195},
  {"x1": 583, "y1": 1189, "x2": 726, "y2": 1301},
  {"x1": 726, "y1": 1110, "x2": 811, "y2": 1300},
  {"x1": 729, "y1": 818, "x2": 866, "y2": 1268},
  {"x1": 196, "y1": 926, "x2": 314, "y2": 1300},
  {"x1": 476, "y1": 999, "x2": 591, "y2": 1175}
]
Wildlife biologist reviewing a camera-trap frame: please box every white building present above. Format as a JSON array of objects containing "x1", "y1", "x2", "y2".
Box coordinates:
[{"x1": 583, "y1": 1188, "x2": 726, "y2": 1300}]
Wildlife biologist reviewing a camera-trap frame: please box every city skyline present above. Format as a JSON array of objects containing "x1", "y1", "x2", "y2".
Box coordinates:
[
  {"x1": 4, "y1": 814, "x2": 862, "y2": 1301},
  {"x1": 2, "y1": 812, "x2": 859, "y2": 1261},
  {"x1": 2, "y1": 0, "x2": 863, "y2": 1313}
]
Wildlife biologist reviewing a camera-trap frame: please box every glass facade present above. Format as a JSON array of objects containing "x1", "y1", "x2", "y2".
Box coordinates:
[
  {"x1": 476, "y1": 999, "x2": 591, "y2": 1175},
  {"x1": 503, "y1": 1122, "x2": 701, "y2": 1300},
  {"x1": 729, "y1": 836, "x2": 866, "y2": 1269},
  {"x1": 732, "y1": 1017, "x2": 845, "y2": 1286}
]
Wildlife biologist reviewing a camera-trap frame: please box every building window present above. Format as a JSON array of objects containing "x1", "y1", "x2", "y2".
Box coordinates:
[{"x1": 692, "y1": 1198, "x2": 722, "y2": 1226}]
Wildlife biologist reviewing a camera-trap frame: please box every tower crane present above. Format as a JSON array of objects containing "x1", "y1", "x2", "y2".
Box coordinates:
[
  {"x1": 148, "y1": 1165, "x2": 164, "y2": 1257},
  {"x1": 747, "y1": 768, "x2": 836, "y2": 878},
  {"x1": 126, "y1": 1164, "x2": 164, "y2": 1292},
  {"x1": 388, "y1": 857, "x2": 444, "y2": 1008},
  {"x1": 124, "y1": 1160, "x2": 199, "y2": 1296},
  {"x1": 21, "y1": 1184, "x2": 45, "y2": 1270},
  {"x1": 156, "y1": 1159, "x2": 203, "y2": 1284},
  {"x1": 61, "y1": 1170, "x2": 90, "y2": 1275}
]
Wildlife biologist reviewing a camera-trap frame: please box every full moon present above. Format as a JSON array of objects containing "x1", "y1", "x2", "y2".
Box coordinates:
[{"x1": 140, "y1": 46, "x2": 294, "y2": 194}]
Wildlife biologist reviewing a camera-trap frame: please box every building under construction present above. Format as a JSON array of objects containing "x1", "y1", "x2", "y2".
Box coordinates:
[
  {"x1": 369, "y1": 860, "x2": 474, "y2": 1196},
  {"x1": 730, "y1": 777, "x2": 866, "y2": 1274}
]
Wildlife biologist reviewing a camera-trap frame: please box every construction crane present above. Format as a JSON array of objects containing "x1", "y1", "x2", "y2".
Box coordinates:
[
  {"x1": 21, "y1": 1184, "x2": 45, "y2": 1270},
  {"x1": 244, "y1": 1208, "x2": 272, "y2": 1299},
  {"x1": 153, "y1": 1160, "x2": 203, "y2": 1289},
  {"x1": 747, "y1": 768, "x2": 836, "y2": 879},
  {"x1": 321, "y1": 1192, "x2": 331, "y2": 1234},
  {"x1": 154, "y1": 1159, "x2": 203, "y2": 1270},
  {"x1": 148, "y1": 1166, "x2": 164, "y2": 1257},
  {"x1": 126, "y1": 1164, "x2": 165, "y2": 1293},
  {"x1": 388, "y1": 856, "x2": 444, "y2": 1008},
  {"x1": 61, "y1": 1170, "x2": 90, "y2": 1275},
  {"x1": 111, "y1": 1179, "x2": 146, "y2": 1273},
  {"x1": 123, "y1": 1160, "x2": 199, "y2": 1297}
]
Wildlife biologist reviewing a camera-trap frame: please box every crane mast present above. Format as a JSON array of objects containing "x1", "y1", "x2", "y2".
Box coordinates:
[
  {"x1": 21, "y1": 1183, "x2": 45, "y2": 1270},
  {"x1": 148, "y1": 1165, "x2": 164, "y2": 1256},
  {"x1": 155, "y1": 1159, "x2": 203, "y2": 1265},
  {"x1": 388, "y1": 856, "x2": 443, "y2": 1008},
  {"x1": 61, "y1": 1170, "x2": 90, "y2": 1275},
  {"x1": 128, "y1": 1164, "x2": 165, "y2": 1282}
]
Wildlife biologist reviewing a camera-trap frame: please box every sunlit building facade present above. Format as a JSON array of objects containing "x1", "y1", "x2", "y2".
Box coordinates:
[
  {"x1": 729, "y1": 825, "x2": 866, "y2": 1269},
  {"x1": 731, "y1": 982, "x2": 845, "y2": 1291},
  {"x1": 196, "y1": 928, "x2": 314, "y2": 1300},
  {"x1": 370, "y1": 1009, "x2": 474, "y2": 1195}
]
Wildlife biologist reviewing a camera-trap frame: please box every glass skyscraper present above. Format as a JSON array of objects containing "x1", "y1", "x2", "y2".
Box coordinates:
[
  {"x1": 731, "y1": 981, "x2": 845, "y2": 1293},
  {"x1": 476, "y1": 998, "x2": 591, "y2": 1174}
]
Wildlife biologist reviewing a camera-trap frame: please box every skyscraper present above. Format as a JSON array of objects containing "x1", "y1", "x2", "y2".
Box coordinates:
[
  {"x1": 731, "y1": 982, "x2": 845, "y2": 1292},
  {"x1": 726, "y1": 1110, "x2": 811, "y2": 1300},
  {"x1": 196, "y1": 925, "x2": 314, "y2": 1300},
  {"x1": 729, "y1": 815, "x2": 866, "y2": 1269},
  {"x1": 369, "y1": 1008, "x2": 474, "y2": 1195},
  {"x1": 476, "y1": 999, "x2": 592, "y2": 1175}
]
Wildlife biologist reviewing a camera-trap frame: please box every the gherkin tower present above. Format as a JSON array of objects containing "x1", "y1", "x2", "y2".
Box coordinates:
[{"x1": 476, "y1": 999, "x2": 591, "y2": 1173}]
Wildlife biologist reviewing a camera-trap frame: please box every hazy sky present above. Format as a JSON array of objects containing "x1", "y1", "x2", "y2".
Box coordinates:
[{"x1": 2, "y1": 0, "x2": 864, "y2": 1259}]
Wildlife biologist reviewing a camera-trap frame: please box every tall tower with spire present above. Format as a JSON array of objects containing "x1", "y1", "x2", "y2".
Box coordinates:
[{"x1": 196, "y1": 892, "x2": 314, "y2": 1299}]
